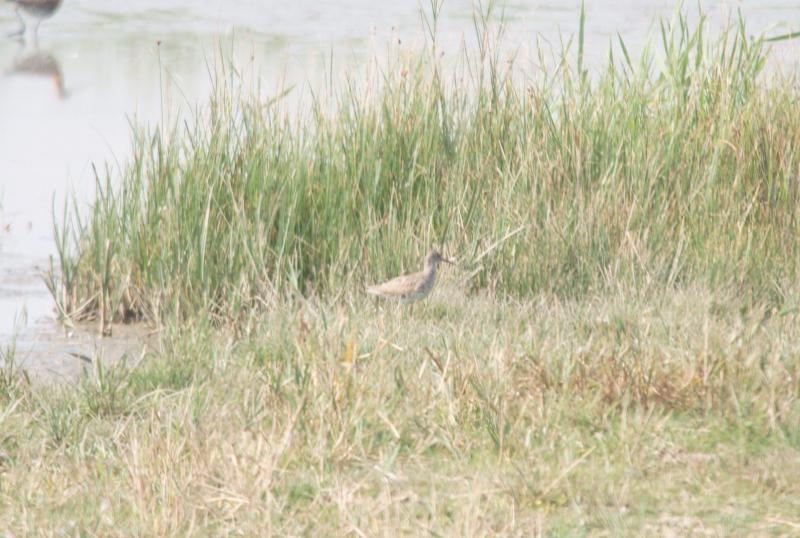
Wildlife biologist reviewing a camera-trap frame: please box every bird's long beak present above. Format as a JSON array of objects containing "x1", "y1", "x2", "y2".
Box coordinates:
[{"x1": 442, "y1": 256, "x2": 456, "y2": 265}]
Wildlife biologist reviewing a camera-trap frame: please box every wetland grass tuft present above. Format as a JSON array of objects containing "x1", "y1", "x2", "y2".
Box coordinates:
[{"x1": 47, "y1": 12, "x2": 800, "y2": 325}]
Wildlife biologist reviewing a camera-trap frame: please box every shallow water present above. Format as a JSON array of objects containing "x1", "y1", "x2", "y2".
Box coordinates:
[{"x1": 0, "y1": 0, "x2": 798, "y2": 378}]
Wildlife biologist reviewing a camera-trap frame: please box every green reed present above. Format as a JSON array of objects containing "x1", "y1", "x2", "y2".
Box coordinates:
[{"x1": 47, "y1": 11, "x2": 800, "y2": 326}]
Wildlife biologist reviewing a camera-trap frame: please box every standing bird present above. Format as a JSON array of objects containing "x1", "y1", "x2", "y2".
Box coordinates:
[
  {"x1": 366, "y1": 249, "x2": 454, "y2": 304},
  {"x1": 5, "y1": 0, "x2": 61, "y2": 38}
]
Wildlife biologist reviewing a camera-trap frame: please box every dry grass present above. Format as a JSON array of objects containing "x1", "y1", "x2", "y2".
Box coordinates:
[{"x1": 2, "y1": 283, "x2": 799, "y2": 535}]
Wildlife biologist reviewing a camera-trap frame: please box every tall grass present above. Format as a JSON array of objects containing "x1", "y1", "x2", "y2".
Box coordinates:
[{"x1": 46, "y1": 11, "x2": 800, "y2": 327}]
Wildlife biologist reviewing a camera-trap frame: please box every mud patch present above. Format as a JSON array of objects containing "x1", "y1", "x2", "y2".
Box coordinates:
[{"x1": 7, "y1": 321, "x2": 154, "y2": 384}]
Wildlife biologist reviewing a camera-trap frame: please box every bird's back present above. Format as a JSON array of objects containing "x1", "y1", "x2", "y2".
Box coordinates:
[{"x1": 366, "y1": 270, "x2": 432, "y2": 302}]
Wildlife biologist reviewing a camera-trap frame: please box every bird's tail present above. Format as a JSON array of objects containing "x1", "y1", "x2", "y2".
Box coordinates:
[{"x1": 365, "y1": 286, "x2": 380, "y2": 296}]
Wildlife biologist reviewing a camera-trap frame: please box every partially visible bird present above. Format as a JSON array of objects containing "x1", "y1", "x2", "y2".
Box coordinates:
[
  {"x1": 366, "y1": 249, "x2": 454, "y2": 303},
  {"x1": 10, "y1": 49, "x2": 65, "y2": 98},
  {"x1": 5, "y1": 0, "x2": 62, "y2": 38}
]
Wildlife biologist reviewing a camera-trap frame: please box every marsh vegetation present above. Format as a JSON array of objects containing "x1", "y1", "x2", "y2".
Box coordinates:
[{"x1": 3, "y1": 8, "x2": 800, "y2": 535}]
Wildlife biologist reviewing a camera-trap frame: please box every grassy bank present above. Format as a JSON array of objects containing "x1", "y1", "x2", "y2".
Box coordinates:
[
  {"x1": 2, "y1": 9, "x2": 800, "y2": 536},
  {"x1": 2, "y1": 287, "x2": 800, "y2": 534}
]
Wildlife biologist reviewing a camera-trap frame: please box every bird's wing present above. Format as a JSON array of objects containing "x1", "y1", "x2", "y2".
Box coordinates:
[{"x1": 366, "y1": 273, "x2": 420, "y2": 298}]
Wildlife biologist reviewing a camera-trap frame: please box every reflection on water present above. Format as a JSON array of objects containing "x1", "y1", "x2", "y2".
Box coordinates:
[
  {"x1": 0, "y1": 0, "x2": 799, "y2": 379},
  {"x1": 6, "y1": 0, "x2": 65, "y2": 99},
  {"x1": 8, "y1": 41, "x2": 65, "y2": 98}
]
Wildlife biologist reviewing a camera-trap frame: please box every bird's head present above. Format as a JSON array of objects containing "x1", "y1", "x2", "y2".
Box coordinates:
[{"x1": 426, "y1": 249, "x2": 454, "y2": 268}]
